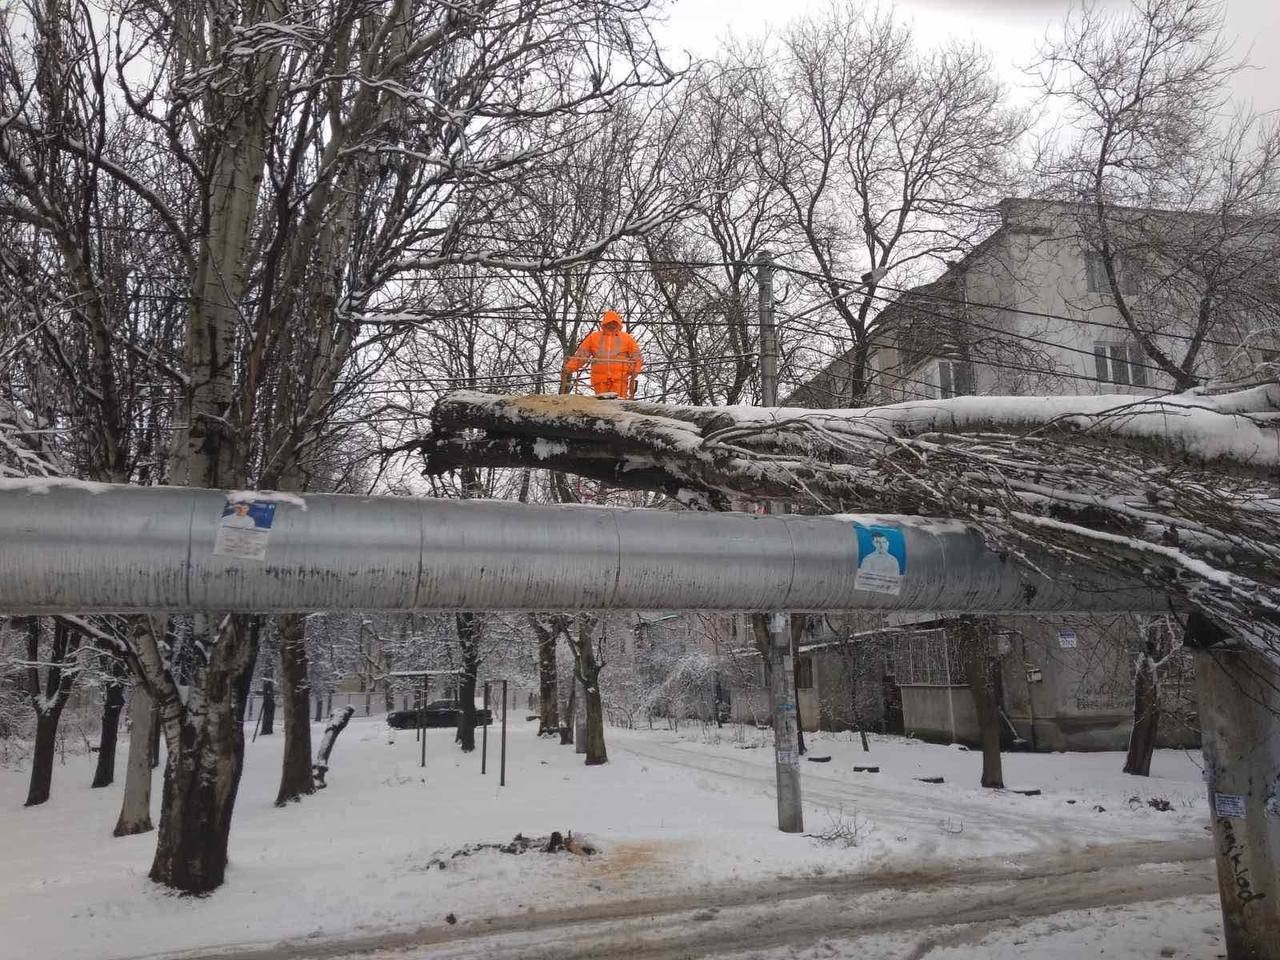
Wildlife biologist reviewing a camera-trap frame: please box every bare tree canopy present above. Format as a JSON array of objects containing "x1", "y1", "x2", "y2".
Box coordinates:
[{"x1": 1033, "y1": 0, "x2": 1280, "y2": 388}]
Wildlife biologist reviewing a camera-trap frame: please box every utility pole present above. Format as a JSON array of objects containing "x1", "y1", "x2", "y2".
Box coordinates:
[
  {"x1": 758, "y1": 249, "x2": 803, "y2": 834},
  {"x1": 1191, "y1": 633, "x2": 1280, "y2": 960},
  {"x1": 757, "y1": 250, "x2": 778, "y2": 407}
]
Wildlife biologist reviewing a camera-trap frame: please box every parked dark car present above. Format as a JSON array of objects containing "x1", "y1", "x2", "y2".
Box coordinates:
[{"x1": 386, "y1": 699, "x2": 493, "y2": 729}]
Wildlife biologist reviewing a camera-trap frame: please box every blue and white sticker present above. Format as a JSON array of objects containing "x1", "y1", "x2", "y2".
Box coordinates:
[
  {"x1": 213, "y1": 498, "x2": 277, "y2": 560},
  {"x1": 853, "y1": 523, "x2": 906, "y2": 596}
]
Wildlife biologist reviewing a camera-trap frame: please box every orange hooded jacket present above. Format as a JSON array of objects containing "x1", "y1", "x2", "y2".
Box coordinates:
[{"x1": 563, "y1": 310, "x2": 643, "y2": 397}]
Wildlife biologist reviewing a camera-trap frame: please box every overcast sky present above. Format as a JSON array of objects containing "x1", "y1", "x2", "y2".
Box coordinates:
[{"x1": 655, "y1": 0, "x2": 1280, "y2": 114}]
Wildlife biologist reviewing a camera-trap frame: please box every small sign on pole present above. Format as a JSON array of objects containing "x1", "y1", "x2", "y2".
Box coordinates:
[{"x1": 1215, "y1": 792, "x2": 1247, "y2": 819}]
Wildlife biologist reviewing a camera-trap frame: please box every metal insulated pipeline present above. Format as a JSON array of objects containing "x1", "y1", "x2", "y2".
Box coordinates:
[{"x1": 0, "y1": 480, "x2": 1162, "y2": 615}]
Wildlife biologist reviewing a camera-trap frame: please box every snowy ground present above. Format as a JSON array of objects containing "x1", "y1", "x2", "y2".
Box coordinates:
[{"x1": 0, "y1": 718, "x2": 1219, "y2": 960}]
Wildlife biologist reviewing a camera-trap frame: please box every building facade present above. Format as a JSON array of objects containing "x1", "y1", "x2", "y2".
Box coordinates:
[{"x1": 779, "y1": 197, "x2": 1274, "y2": 750}]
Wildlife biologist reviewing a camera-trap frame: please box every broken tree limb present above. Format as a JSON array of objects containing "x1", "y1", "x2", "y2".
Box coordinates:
[{"x1": 312, "y1": 706, "x2": 355, "y2": 789}]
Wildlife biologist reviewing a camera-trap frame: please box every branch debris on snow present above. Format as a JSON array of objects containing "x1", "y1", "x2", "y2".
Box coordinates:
[{"x1": 423, "y1": 380, "x2": 1280, "y2": 655}]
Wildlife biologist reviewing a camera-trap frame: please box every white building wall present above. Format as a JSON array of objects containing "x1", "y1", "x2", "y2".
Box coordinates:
[{"x1": 870, "y1": 199, "x2": 1241, "y2": 402}]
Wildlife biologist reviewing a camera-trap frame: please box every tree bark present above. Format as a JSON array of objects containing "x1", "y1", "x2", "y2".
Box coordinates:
[
  {"x1": 275, "y1": 613, "x2": 314, "y2": 806},
  {"x1": 570, "y1": 616, "x2": 607, "y2": 765},
  {"x1": 531, "y1": 616, "x2": 560, "y2": 736},
  {"x1": 25, "y1": 707, "x2": 63, "y2": 807},
  {"x1": 149, "y1": 701, "x2": 161, "y2": 769},
  {"x1": 1123, "y1": 652, "x2": 1160, "y2": 776},
  {"x1": 583, "y1": 678, "x2": 607, "y2": 765},
  {"x1": 454, "y1": 613, "x2": 480, "y2": 752},
  {"x1": 23, "y1": 618, "x2": 79, "y2": 806},
  {"x1": 560, "y1": 679, "x2": 576, "y2": 745},
  {"x1": 114, "y1": 685, "x2": 155, "y2": 836},
  {"x1": 575, "y1": 679, "x2": 589, "y2": 754},
  {"x1": 148, "y1": 615, "x2": 259, "y2": 894},
  {"x1": 958, "y1": 618, "x2": 1004, "y2": 789},
  {"x1": 258, "y1": 678, "x2": 275, "y2": 736},
  {"x1": 91, "y1": 663, "x2": 127, "y2": 788}
]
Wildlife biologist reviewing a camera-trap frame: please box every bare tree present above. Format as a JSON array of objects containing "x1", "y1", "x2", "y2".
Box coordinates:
[
  {"x1": 1034, "y1": 0, "x2": 1280, "y2": 387},
  {"x1": 1122, "y1": 616, "x2": 1184, "y2": 776},
  {"x1": 735, "y1": 5, "x2": 1023, "y2": 402},
  {"x1": 1, "y1": 0, "x2": 683, "y2": 893},
  {"x1": 19, "y1": 618, "x2": 82, "y2": 806}
]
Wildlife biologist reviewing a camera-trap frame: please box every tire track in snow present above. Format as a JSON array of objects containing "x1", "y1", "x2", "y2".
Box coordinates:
[
  {"x1": 614, "y1": 738, "x2": 1153, "y2": 850},
  {"x1": 177, "y1": 844, "x2": 1213, "y2": 960}
]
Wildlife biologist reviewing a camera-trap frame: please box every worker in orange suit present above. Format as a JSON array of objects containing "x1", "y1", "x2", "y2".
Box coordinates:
[{"x1": 561, "y1": 309, "x2": 644, "y2": 398}]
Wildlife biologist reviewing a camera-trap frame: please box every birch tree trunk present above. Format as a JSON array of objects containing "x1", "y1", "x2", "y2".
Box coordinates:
[
  {"x1": 146, "y1": 0, "x2": 285, "y2": 893},
  {"x1": 114, "y1": 685, "x2": 154, "y2": 837},
  {"x1": 149, "y1": 615, "x2": 259, "y2": 894}
]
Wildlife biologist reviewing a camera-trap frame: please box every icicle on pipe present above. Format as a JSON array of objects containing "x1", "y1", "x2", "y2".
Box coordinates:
[{"x1": 0, "y1": 481, "x2": 1165, "y2": 615}]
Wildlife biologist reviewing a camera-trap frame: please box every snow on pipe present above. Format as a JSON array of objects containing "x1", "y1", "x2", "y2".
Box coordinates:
[{"x1": 0, "y1": 480, "x2": 1166, "y2": 615}]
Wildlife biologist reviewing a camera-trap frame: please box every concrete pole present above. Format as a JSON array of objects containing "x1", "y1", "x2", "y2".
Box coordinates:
[
  {"x1": 756, "y1": 256, "x2": 803, "y2": 831},
  {"x1": 1195, "y1": 649, "x2": 1280, "y2": 960},
  {"x1": 767, "y1": 612, "x2": 804, "y2": 833},
  {"x1": 757, "y1": 250, "x2": 777, "y2": 408}
]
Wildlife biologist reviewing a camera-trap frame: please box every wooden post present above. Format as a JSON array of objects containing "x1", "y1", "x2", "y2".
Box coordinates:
[
  {"x1": 419, "y1": 676, "x2": 427, "y2": 769},
  {"x1": 500, "y1": 679, "x2": 508, "y2": 787},
  {"x1": 481, "y1": 681, "x2": 489, "y2": 775}
]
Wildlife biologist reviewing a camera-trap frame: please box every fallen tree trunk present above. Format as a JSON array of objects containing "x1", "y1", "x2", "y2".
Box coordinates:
[
  {"x1": 422, "y1": 386, "x2": 1280, "y2": 649},
  {"x1": 312, "y1": 706, "x2": 355, "y2": 788}
]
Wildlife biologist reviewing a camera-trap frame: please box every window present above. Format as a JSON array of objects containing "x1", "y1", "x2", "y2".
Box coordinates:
[
  {"x1": 937, "y1": 359, "x2": 975, "y2": 398},
  {"x1": 1094, "y1": 342, "x2": 1149, "y2": 387},
  {"x1": 795, "y1": 657, "x2": 814, "y2": 690},
  {"x1": 1084, "y1": 253, "x2": 1139, "y2": 295}
]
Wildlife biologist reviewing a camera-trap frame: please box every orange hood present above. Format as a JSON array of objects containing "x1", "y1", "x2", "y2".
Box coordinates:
[{"x1": 601, "y1": 309, "x2": 624, "y2": 331}]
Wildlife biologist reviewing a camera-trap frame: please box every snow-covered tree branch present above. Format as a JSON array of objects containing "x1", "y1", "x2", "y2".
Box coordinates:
[{"x1": 423, "y1": 379, "x2": 1280, "y2": 652}]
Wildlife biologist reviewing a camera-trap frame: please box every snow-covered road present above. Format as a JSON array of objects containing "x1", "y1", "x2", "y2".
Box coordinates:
[
  {"x1": 190, "y1": 841, "x2": 1217, "y2": 960},
  {"x1": 0, "y1": 718, "x2": 1216, "y2": 960},
  {"x1": 615, "y1": 737, "x2": 1162, "y2": 851}
]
